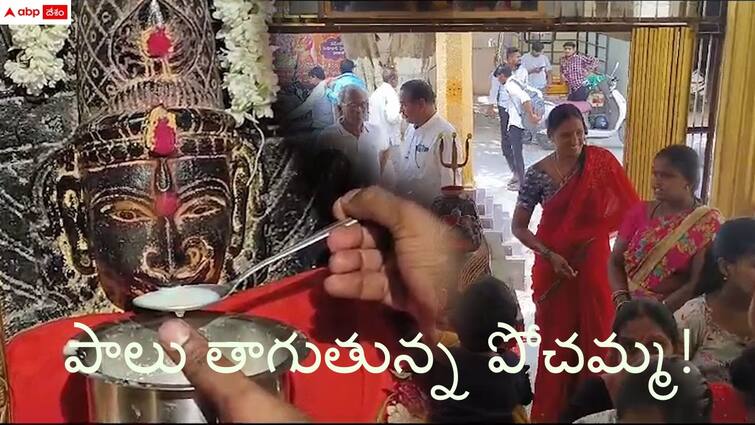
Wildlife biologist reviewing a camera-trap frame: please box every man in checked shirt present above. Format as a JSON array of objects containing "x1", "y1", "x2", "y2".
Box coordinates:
[{"x1": 560, "y1": 41, "x2": 599, "y2": 101}]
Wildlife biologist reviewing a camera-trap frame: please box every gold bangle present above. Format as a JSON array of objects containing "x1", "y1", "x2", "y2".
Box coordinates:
[
  {"x1": 611, "y1": 290, "x2": 630, "y2": 303},
  {"x1": 616, "y1": 300, "x2": 629, "y2": 311}
]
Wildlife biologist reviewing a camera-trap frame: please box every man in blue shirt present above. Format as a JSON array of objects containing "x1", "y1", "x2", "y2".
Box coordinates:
[{"x1": 326, "y1": 59, "x2": 367, "y2": 105}]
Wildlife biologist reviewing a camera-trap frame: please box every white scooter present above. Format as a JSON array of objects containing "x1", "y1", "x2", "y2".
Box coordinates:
[{"x1": 535, "y1": 62, "x2": 627, "y2": 148}]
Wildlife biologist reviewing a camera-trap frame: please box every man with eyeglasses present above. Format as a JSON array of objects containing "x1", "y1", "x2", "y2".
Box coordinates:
[
  {"x1": 386, "y1": 79, "x2": 461, "y2": 208},
  {"x1": 317, "y1": 84, "x2": 388, "y2": 189}
]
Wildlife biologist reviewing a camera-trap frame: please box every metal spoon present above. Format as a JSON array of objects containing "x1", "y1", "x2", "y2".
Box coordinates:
[{"x1": 132, "y1": 218, "x2": 359, "y2": 312}]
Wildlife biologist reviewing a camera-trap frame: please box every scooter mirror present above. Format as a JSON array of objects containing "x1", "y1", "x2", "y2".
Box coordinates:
[{"x1": 610, "y1": 62, "x2": 620, "y2": 78}]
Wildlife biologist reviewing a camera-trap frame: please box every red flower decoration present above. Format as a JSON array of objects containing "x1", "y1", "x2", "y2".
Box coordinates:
[
  {"x1": 146, "y1": 27, "x2": 173, "y2": 58},
  {"x1": 153, "y1": 118, "x2": 176, "y2": 156},
  {"x1": 442, "y1": 215, "x2": 460, "y2": 227},
  {"x1": 392, "y1": 380, "x2": 429, "y2": 418}
]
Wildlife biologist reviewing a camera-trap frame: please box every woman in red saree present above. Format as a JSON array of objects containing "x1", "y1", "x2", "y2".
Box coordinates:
[
  {"x1": 609, "y1": 145, "x2": 723, "y2": 312},
  {"x1": 512, "y1": 104, "x2": 639, "y2": 422}
]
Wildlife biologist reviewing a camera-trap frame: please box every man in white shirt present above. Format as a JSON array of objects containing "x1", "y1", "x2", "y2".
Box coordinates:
[
  {"x1": 506, "y1": 47, "x2": 529, "y2": 84},
  {"x1": 317, "y1": 84, "x2": 388, "y2": 188},
  {"x1": 488, "y1": 65, "x2": 518, "y2": 190},
  {"x1": 521, "y1": 41, "x2": 552, "y2": 91},
  {"x1": 501, "y1": 64, "x2": 541, "y2": 189},
  {"x1": 368, "y1": 66, "x2": 402, "y2": 147},
  {"x1": 286, "y1": 66, "x2": 334, "y2": 134},
  {"x1": 387, "y1": 79, "x2": 462, "y2": 208}
]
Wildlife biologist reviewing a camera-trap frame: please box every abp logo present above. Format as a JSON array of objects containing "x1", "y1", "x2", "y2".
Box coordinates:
[{"x1": 0, "y1": 0, "x2": 71, "y2": 25}]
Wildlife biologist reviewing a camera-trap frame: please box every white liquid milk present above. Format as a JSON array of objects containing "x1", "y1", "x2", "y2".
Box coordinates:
[{"x1": 134, "y1": 286, "x2": 221, "y2": 311}]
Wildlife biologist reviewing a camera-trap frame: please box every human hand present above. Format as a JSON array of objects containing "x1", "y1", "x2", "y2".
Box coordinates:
[
  {"x1": 157, "y1": 319, "x2": 309, "y2": 423},
  {"x1": 324, "y1": 186, "x2": 463, "y2": 342},
  {"x1": 547, "y1": 252, "x2": 578, "y2": 279},
  {"x1": 485, "y1": 105, "x2": 496, "y2": 118}
]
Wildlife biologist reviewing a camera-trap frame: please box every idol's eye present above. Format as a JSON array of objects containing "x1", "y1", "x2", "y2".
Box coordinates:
[
  {"x1": 188, "y1": 205, "x2": 217, "y2": 216},
  {"x1": 100, "y1": 201, "x2": 155, "y2": 223},
  {"x1": 179, "y1": 198, "x2": 225, "y2": 219}
]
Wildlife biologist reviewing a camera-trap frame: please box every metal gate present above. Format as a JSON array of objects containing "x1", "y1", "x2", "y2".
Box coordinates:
[{"x1": 686, "y1": 0, "x2": 727, "y2": 201}]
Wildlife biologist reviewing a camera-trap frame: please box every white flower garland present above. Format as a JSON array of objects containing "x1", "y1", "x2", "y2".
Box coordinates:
[
  {"x1": 1, "y1": 1, "x2": 280, "y2": 125},
  {"x1": 3, "y1": 25, "x2": 70, "y2": 96},
  {"x1": 213, "y1": 0, "x2": 280, "y2": 125}
]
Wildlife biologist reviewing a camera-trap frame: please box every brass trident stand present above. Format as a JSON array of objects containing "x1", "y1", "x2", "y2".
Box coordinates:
[{"x1": 438, "y1": 132, "x2": 471, "y2": 188}]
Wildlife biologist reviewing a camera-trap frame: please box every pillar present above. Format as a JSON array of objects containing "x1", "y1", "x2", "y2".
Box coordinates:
[
  {"x1": 710, "y1": 1, "x2": 755, "y2": 217},
  {"x1": 624, "y1": 27, "x2": 695, "y2": 199},
  {"x1": 435, "y1": 32, "x2": 475, "y2": 188}
]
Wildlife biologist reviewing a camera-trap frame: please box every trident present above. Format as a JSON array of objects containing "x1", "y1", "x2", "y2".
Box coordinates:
[{"x1": 438, "y1": 132, "x2": 471, "y2": 187}]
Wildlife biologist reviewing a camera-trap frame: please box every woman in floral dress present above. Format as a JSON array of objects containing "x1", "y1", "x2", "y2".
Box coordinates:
[{"x1": 674, "y1": 218, "x2": 755, "y2": 383}]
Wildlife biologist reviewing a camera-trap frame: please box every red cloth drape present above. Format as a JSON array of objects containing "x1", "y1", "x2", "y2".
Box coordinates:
[
  {"x1": 710, "y1": 382, "x2": 748, "y2": 423},
  {"x1": 529, "y1": 146, "x2": 639, "y2": 423},
  {"x1": 7, "y1": 269, "x2": 405, "y2": 422}
]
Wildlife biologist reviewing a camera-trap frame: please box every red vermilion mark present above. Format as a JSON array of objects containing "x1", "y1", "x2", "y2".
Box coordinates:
[
  {"x1": 155, "y1": 192, "x2": 179, "y2": 217},
  {"x1": 152, "y1": 118, "x2": 176, "y2": 156},
  {"x1": 146, "y1": 27, "x2": 173, "y2": 58}
]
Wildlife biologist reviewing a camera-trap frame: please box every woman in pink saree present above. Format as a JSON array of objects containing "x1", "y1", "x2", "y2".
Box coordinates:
[{"x1": 609, "y1": 145, "x2": 724, "y2": 312}]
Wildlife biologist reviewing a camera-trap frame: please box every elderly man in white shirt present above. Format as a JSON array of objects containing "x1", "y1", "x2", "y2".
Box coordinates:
[
  {"x1": 369, "y1": 66, "x2": 402, "y2": 147},
  {"x1": 385, "y1": 79, "x2": 462, "y2": 208},
  {"x1": 317, "y1": 84, "x2": 389, "y2": 188}
]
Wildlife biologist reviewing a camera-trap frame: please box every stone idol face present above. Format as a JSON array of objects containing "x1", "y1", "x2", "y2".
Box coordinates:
[
  {"x1": 36, "y1": 0, "x2": 252, "y2": 309},
  {"x1": 1, "y1": 0, "x2": 332, "y2": 336},
  {"x1": 58, "y1": 107, "x2": 251, "y2": 309}
]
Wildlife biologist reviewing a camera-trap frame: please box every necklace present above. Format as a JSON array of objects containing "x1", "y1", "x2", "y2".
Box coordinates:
[{"x1": 553, "y1": 152, "x2": 574, "y2": 184}]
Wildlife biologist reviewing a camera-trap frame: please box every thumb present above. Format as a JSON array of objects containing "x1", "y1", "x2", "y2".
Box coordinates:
[
  {"x1": 157, "y1": 320, "x2": 308, "y2": 423},
  {"x1": 157, "y1": 320, "x2": 250, "y2": 409}
]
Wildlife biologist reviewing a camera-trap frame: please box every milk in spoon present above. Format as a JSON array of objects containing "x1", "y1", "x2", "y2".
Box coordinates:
[{"x1": 133, "y1": 284, "x2": 223, "y2": 312}]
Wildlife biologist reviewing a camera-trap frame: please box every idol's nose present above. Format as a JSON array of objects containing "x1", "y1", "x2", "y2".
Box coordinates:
[{"x1": 142, "y1": 219, "x2": 214, "y2": 286}]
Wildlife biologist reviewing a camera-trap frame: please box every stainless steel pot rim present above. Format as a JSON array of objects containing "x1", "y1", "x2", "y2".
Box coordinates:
[{"x1": 66, "y1": 311, "x2": 310, "y2": 391}]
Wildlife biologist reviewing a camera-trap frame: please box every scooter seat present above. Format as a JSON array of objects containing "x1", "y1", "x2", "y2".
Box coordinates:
[{"x1": 559, "y1": 100, "x2": 592, "y2": 114}]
